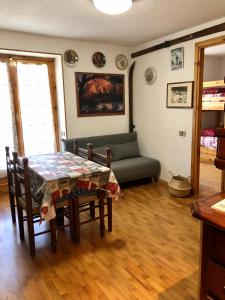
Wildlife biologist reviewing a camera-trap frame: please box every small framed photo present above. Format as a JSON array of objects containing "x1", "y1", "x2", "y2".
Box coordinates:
[
  {"x1": 167, "y1": 81, "x2": 194, "y2": 108},
  {"x1": 171, "y1": 47, "x2": 184, "y2": 70}
]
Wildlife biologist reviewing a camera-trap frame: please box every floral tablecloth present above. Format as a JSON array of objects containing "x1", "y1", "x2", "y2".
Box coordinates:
[{"x1": 28, "y1": 152, "x2": 119, "y2": 220}]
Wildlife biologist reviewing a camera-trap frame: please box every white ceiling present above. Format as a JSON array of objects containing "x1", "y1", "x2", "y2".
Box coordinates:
[
  {"x1": 205, "y1": 44, "x2": 225, "y2": 57},
  {"x1": 0, "y1": 0, "x2": 225, "y2": 47}
]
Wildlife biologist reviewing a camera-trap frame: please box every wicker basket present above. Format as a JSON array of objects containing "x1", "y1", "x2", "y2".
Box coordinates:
[{"x1": 168, "y1": 172, "x2": 191, "y2": 198}]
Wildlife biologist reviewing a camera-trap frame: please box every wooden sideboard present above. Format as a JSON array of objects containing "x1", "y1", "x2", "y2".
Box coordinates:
[{"x1": 191, "y1": 193, "x2": 225, "y2": 300}]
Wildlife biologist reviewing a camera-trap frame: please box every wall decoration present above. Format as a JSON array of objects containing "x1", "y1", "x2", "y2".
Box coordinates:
[
  {"x1": 75, "y1": 72, "x2": 125, "y2": 116},
  {"x1": 144, "y1": 67, "x2": 157, "y2": 85},
  {"x1": 92, "y1": 52, "x2": 106, "y2": 68},
  {"x1": 64, "y1": 49, "x2": 79, "y2": 67},
  {"x1": 115, "y1": 54, "x2": 128, "y2": 70},
  {"x1": 171, "y1": 47, "x2": 184, "y2": 70},
  {"x1": 167, "y1": 81, "x2": 193, "y2": 108}
]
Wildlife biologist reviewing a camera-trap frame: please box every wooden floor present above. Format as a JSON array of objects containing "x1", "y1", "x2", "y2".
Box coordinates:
[
  {"x1": 199, "y1": 162, "x2": 221, "y2": 195},
  {"x1": 0, "y1": 179, "x2": 216, "y2": 300}
]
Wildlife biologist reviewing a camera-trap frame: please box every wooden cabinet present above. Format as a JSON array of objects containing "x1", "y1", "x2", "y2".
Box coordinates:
[{"x1": 191, "y1": 194, "x2": 225, "y2": 300}]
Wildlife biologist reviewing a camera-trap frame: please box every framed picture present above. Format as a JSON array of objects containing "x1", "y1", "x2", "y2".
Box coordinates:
[
  {"x1": 171, "y1": 47, "x2": 184, "y2": 70},
  {"x1": 167, "y1": 81, "x2": 194, "y2": 108},
  {"x1": 75, "y1": 72, "x2": 125, "y2": 117}
]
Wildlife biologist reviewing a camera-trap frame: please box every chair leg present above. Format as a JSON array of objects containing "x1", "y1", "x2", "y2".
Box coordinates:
[
  {"x1": 17, "y1": 203, "x2": 24, "y2": 241},
  {"x1": 27, "y1": 212, "x2": 35, "y2": 257},
  {"x1": 50, "y1": 219, "x2": 57, "y2": 253},
  {"x1": 74, "y1": 198, "x2": 80, "y2": 244},
  {"x1": 90, "y1": 201, "x2": 95, "y2": 218},
  {"x1": 69, "y1": 198, "x2": 76, "y2": 243},
  {"x1": 9, "y1": 192, "x2": 16, "y2": 223},
  {"x1": 99, "y1": 191, "x2": 105, "y2": 237},
  {"x1": 107, "y1": 197, "x2": 112, "y2": 232}
]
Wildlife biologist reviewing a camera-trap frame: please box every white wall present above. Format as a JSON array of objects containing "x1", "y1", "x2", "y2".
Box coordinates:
[
  {"x1": 203, "y1": 56, "x2": 223, "y2": 81},
  {"x1": 131, "y1": 17, "x2": 225, "y2": 181},
  {"x1": 0, "y1": 30, "x2": 130, "y2": 139},
  {"x1": 1, "y1": 17, "x2": 225, "y2": 182}
]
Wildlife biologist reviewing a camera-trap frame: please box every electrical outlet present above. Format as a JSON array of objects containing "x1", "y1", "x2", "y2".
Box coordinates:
[{"x1": 179, "y1": 130, "x2": 186, "y2": 137}]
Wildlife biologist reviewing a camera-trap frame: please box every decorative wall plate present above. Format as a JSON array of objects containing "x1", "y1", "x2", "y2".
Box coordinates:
[
  {"x1": 92, "y1": 52, "x2": 106, "y2": 68},
  {"x1": 115, "y1": 54, "x2": 128, "y2": 70},
  {"x1": 64, "y1": 49, "x2": 79, "y2": 67},
  {"x1": 145, "y1": 67, "x2": 157, "y2": 85}
]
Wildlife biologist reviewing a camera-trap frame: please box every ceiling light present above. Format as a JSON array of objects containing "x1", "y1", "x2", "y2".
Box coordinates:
[{"x1": 93, "y1": 0, "x2": 133, "y2": 15}]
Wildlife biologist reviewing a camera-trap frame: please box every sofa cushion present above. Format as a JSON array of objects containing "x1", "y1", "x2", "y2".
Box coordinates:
[
  {"x1": 110, "y1": 141, "x2": 140, "y2": 161},
  {"x1": 68, "y1": 132, "x2": 137, "y2": 149},
  {"x1": 111, "y1": 156, "x2": 160, "y2": 183}
]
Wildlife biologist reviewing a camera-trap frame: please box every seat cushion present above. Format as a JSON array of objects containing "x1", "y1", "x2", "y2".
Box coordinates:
[{"x1": 111, "y1": 157, "x2": 160, "y2": 183}]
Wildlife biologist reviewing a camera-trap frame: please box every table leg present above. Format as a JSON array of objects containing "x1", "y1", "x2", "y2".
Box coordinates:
[
  {"x1": 107, "y1": 197, "x2": 112, "y2": 232},
  {"x1": 56, "y1": 207, "x2": 64, "y2": 228},
  {"x1": 74, "y1": 197, "x2": 80, "y2": 244},
  {"x1": 99, "y1": 191, "x2": 105, "y2": 237}
]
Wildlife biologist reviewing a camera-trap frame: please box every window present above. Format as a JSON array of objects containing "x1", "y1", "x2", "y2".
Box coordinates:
[{"x1": 0, "y1": 56, "x2": 59, "y2": 173}]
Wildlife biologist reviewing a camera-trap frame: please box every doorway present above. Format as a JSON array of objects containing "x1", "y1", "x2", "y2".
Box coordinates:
[
  {"x1": 0, "y1": 55, "x2": 59, "y2": 172},
  {"x1": 191, "y1": 35, "x2": 225, "y2": 194}
]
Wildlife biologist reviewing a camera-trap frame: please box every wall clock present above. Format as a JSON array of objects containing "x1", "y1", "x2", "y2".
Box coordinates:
[
  {"x1": 64, "y1": 49, "x2": 79, "y2": 67},
  {"x1": 145, "y1": 67, "x2": 157, "y2": 85},
  {"x1": 115, "y1": 54, "x2": 128, "y2": 70},
  {"x1": 92, "y1": 52, "x2": 106, "y2": 68}
]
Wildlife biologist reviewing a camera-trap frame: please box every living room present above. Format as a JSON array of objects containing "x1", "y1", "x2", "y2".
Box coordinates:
[{"x1": 1, "y1": 0, "x2": 225, "y2": 299}]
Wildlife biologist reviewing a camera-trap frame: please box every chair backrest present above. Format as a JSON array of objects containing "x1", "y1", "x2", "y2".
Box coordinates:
[
  {"x1": 74, "y1": 141, "x2": 111, "y2": 168},
  {"x1": 13, "y1": 152, "x2": 33, "y2": 214},
  {"x1": 88, "y1": 143, "x2": 111, "y2": 168},
  {"x1": 5, "y1": 146, "x2": 14, "y2": 190}
]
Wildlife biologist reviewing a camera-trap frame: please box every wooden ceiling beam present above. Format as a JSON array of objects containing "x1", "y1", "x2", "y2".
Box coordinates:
[{"x1": 131, "y1": 22, "x2": 225, "y2": 59}]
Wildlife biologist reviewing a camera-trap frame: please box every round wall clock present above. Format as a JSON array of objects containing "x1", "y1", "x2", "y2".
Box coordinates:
[
  {"x1": 144, "y1": 67, "x2": 157, "y2": 85},
  {"x1": 115, "y1": 54, "x2": 128, "y2": 70},
  {"x1": 64, "y1": 49, "x2": 79, "y2": 67},
  {"x1": 92, "y1": 52, "x2": 106, "y2": 68}
]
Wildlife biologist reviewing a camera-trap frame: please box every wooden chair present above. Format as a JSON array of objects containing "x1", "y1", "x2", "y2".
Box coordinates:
[
  {"x1": 5, "y1": 146, "x2": 16, "y2": 223},
  {"x1": 13, "y1": 152, "x2": 75, "y2": 256},
  {"x1": 73, "y1": 141, "x2": 112, "y2": 243}
]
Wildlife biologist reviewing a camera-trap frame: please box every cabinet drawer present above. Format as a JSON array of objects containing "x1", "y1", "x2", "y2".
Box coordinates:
[
  {"x1": 207, "y1": 260, "x2": 225, "y2": 299},
  {"x1": 207, "y1": 227, "x2": 225, "y2": 264}
]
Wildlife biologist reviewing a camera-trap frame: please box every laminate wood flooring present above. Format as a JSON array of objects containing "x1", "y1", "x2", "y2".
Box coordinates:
[
  {"x1": 0, "y1": 180, "x2": 212, "y2": 300},
  {"x1": 199, "y1": 162, "x2": 221, "y2": 195}
]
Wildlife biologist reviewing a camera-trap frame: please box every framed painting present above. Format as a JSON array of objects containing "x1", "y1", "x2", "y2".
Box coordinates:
[
  {"x1": 171, "y1": 47, "x2": 184, "y2": 70},
  {"x1": 75, "y1": 72, "x2": 125, "y2": 117},
  {"x1": 167, "y1": 81, "x2": 194, "y2": 108}
]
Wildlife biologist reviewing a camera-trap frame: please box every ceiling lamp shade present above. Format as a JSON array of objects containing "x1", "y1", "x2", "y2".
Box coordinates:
[{"x1": 93, "y1": 0, "x2": 133, "y2": 15}]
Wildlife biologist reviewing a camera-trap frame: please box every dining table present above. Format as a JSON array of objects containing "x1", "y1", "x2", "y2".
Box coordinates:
[{"x1": 27, "y1": 151, "x2": 120, "y2": 221}]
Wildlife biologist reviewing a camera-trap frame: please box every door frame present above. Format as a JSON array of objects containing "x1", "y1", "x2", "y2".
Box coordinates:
[{"x1": 191, "y1": 35, "x2": 225, "y2": 194}]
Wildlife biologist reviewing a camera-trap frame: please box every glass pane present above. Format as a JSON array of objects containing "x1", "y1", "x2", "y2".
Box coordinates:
[
  {"x1": 0, "y1": 62, "x2": 15, "y2": 171},
  {"x1": 17, "y1": 62, "x2": 55, "y2": 156}
]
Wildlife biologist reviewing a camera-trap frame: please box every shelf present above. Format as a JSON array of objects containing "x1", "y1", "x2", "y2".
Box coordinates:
[
  {"x1": 203, "y1": 80, "x2": 225, "y2": 88},
  {"x1": 202, "y1": 105, "x2": 224, "y2": 111}
]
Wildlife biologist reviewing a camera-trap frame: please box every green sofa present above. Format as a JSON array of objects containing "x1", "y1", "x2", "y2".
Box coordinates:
[{"x1": 62, "y1": 132, "x2": 160, "y2": 183}]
